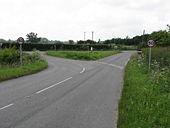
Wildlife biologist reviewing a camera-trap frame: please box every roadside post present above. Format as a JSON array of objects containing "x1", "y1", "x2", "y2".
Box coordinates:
[
  {"x1": 86, "y1": 43, "x2": 90, "y2": 56},
  {"x1": 17, "y1": 37, "x2": 25, "y2": 66},
  {"x1": 54, "y1": 44, "x2": 56, "y2": 51},
  {"x1": 147, "y1": 39, "x2": 155, "y2": 70},
  {"x1": 91, "y1": 46, "x2": 93, "y2": 51},
  {"x1": 114, "y1": 45, "x2": 118, "y2": 50},
  {"x1": 0, "y1": 43, "x2": 3, "y2": 50}
]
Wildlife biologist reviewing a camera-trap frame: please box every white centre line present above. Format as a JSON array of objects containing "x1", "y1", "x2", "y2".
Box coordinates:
[
  {"x1": 96, "y1": 61, "x2": 123, "y2": 70},
  {"x1": 36, "y1": 77, "x2": 73, "y2": 94},
  {"x1": 80, "y1": 68, "x2": 86, "y2": 74},
  {"x1": 0, "y1": 103, "x2": 14, "y2": 111}
]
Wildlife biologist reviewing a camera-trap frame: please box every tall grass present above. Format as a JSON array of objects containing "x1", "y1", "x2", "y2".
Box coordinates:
[
  {"x1": 0, "y1": 47, "x2": 20, "y2": 66},
  {"x1": 144, "y1": 47, "x2": 170, "y2": 68},
  {"x1": 118, "y1": 47, "x2": 170, "y2": 128}
]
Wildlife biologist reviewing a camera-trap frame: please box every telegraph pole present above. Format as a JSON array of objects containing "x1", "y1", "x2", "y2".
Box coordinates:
[
  {"x1": 92, "y1": 31, "x2": 94, "y2": 41},
  {"x1": 0, "y1": 43, "x2": 3, "y2": 50},
  {"x1": 84, "y1": 32, "x2": 86, "y2": 41},
  {"x1": 142, "y1": 29, "x2": 145, "y2": 43}
]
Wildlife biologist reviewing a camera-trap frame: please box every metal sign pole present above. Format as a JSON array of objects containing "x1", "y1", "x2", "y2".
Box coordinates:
[
  {"x1": 0, "y1": 43, "x2": 2, "y2": 50},
  {"x1": 54, "y1": 45, "x2": 56, "y2": 51},
  {"x1": 149, "y1": 47, "x2": 151, "y2": 70},
  {"x1": 17, "y1": 37, "x2": 25, "y2": 66},
  {"x1": 20, "y1": 44, "x2": 23, "y2": 66},
  {"x1": 147, "y1": 39, "x2": 155, "y2": 71},
  {"x1": 88, "y1": 46, "x2": 90, "y2": 56}
]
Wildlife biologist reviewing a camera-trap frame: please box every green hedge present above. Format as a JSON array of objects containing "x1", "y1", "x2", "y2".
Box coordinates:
[{"x1": 0, "y1": 43, "x2": 120, "y2": 51}]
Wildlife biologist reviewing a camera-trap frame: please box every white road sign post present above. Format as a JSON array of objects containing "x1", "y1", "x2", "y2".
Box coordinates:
[
  {"x1": 147, "y1": 39, "x2": 155, "y2": 70},
  {"x1": 91, "y1": 47, "x2": 93, "y2": 51},
  {"x1": 17, "y1": 37, "x2": 25, "y2": 66},
  {"x1": 0, "y1": 43, "x2": 3, "y2": 50},
  {"x1": 86, "y1": 43, "x2": 90, "y2": 56}
]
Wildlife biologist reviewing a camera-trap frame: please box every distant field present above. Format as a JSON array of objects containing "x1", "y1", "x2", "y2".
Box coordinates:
[{"x1": 46, "y1": 50, "x2": 121, "y2": 60}]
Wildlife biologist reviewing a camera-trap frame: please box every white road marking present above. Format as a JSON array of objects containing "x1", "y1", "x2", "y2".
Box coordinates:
[
  {"x1": 0, "y1": 103, "x2": 14, "y2": 111},
  {"x1": 36, "y1": 77, "x2": 73, "y2": 94},
  {"x1": 96, "y1": 61, "x2": 123, "y2": 70},
  {"x1": 80, "y1": 68, "x2": 86, "y2": 74},
  {"x1": 124, "y1": 58, "x2": 130, "y2": 66}
]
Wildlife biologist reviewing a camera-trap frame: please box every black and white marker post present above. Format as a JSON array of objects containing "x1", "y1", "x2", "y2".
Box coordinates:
[
  {"x1": 147, "y1": 39, "x2": 155, "y2": 70},
  {"x1": 17, "y1": 37, "x2": 25, "y2": 66}
]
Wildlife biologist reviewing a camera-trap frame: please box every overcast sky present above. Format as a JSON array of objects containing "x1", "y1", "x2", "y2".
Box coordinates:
[{"x1": 0, "y1": 0, "x2": 170, "y2": 41}]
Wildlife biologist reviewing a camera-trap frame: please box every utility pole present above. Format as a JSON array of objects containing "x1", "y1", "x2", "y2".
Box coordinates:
[
  {"x1": 0, "y1": 43, "x2": 3, "y2": 50},
  {"x1": 92, "y1": 31, "x2": 94, "y2": 41},
  {"x1": 142, "y1": 29, "x2": 145, "y2": 43},
  {"x1": 84, "y1": 32, "x2": 86, "y2": 41}
]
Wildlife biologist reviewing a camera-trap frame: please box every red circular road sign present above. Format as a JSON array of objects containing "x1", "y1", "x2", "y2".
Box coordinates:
[
  {"x1": 147, "y1": 39, "x2": 155, "y2": 47},
  {"x1": 17, "y1": 37, "x2": 25, "y2": 45}
]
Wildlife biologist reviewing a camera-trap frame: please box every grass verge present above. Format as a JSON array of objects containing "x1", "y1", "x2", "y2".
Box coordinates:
[
  {"x1": 118, "y1": 54, "x2": 170, "y2": 128},
  {"x1": 0, "y1": 60, "x2": 48, "y2": 82},
  {"x1": 46, "y1": 50, "x2": 121, "y2": 60}
]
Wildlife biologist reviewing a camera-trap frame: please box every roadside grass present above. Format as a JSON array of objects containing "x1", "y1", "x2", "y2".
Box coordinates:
[
  {"x1": 0, "y1": 60, "x2": 48, "y2": 82},
  {"x1": 144, "y1": 47, "x2": 170, "y2": 68},
  {"x1": 118, "y1": 53, "x2": 170, "y2": 128},
  {"x1": 46, "y1": 50, "x2": 121, "y2": 60},
  {"x1": 0, "y1": 48, "x2": 48, "y2": 82}
]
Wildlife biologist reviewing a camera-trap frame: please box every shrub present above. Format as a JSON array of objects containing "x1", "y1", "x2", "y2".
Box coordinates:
[
  {"x1": 0, "y1": 48, "x2": 45, "y2": 67},
  {"x1": 0, "y1": 47, "x2": 20, "y2": 66}
]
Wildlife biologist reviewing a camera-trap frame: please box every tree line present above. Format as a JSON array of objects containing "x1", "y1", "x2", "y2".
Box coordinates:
[
  {"x1": 103, "y1": 30, "x2": 170, "y2": 46},
  {"x1": 1, "y1": 26, "x2": 170, "y2": 47}
]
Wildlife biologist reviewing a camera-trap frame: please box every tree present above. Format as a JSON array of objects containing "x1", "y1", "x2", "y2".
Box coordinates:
[
  {"x1": 40, "y1": 38, "x2": 49, "y2": 43},
  {"x1": 0, "y1": 39, "x2": 6, "y2": 43},
  {"x1": 26, "y1": 32, "x2": 41, "y2": 43},
  {"x1": 86, "y1": 40, "x2": 96, "y2": 44},
  {"x1": 77, "y1": 40, "x2": 85, "y2": 44},
  {"x1": 68, "y1": 40, "x2": 74, "y2": 44},
  {"x1": 167, "y1": 24, "x2": 170, "y2": 31},
  {"x1": 149, "y1": 30, "x2": 170, "y2": 46}
]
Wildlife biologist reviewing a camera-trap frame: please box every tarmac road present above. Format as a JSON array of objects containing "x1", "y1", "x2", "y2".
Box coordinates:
[{"x1": 0, "y1": 51, "x2": 133, "y2": 128}]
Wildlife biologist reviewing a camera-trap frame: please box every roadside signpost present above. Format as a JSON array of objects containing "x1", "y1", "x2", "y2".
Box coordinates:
[
  {"x1": 54, "y1": 44, "x2": 56, "y2": 51},
  {"x1": 147, "y1": 39, "x2": 155, "y2": 70},
  {"x1": 114, "y1": 45, "x2": 118, "y2": 50},
  {"x1": 0, "y1": 43, "x2": 3, "y2": 50},
  {"x1": 17, "y1": 37, "x2": 25, "y2": 66},
  {"x1": 91, "y1": 47, "x2": 93, "y2": 51}
]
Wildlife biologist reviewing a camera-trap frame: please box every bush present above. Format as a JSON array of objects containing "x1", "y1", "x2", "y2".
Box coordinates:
[
  {"x1": 23, "y1": 50, "x2": 44, "y2": 63},
  {"x1": 0, "y1": 48, "x2": 45, "y2": 67},
  {"x1": 0, "y1": 47, "x2": 20, "y2": 66}
]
